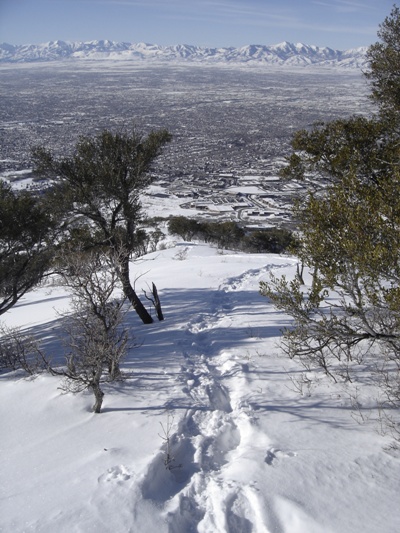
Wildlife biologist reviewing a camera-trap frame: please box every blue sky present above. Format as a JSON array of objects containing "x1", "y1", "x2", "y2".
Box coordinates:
[{"x1": 0, "y1": 0, "x2": 395, "y2": 50}]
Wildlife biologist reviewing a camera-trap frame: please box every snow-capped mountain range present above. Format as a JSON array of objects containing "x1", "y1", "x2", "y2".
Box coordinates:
[{"x1": 0, "y1": 40, "x2": 368, "y2": 68}]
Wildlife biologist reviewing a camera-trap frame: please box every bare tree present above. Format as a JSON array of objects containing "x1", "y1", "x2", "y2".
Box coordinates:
[
  {"x1": 59, "y1": 303, "x2": 128, "y2": 413},
  {"x1": 0, "y1": 249, "x2": 130, "y2": 412},
  {"x1": 0, "y1": 323, "x2": 47, "y2": 375},
  {"x1": 55, "y1": 249, "x2": 130, "y2": 412}
]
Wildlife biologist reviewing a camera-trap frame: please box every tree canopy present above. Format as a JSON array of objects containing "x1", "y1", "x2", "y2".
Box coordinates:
[
  {"x1": 366, "y1": 4, "x2": 400, "y2": 117},
  {"x1": 0, "y1": 180, "x2": 55, "y2": 315},
  {"x1": 261, "y1": 4, "x2": 400, "y2": 438},
  {"x1": 33, "y1": 127, "x2": 172, "y2": 324}
]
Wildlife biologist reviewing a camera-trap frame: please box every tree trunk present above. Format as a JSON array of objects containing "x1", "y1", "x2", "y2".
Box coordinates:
[
  {"x1": 91, "y1": 383, "x2": 104, "y2": 413},
  {"x1": 108, "y1": 359, "x2": 122, "y2": 381},
  {"x1": 119, "y1": 256, "x2": 153, "y2": 324},
  {"x1": 296, "y1": 262, "x2": 305, "y2": 285},
  {"x1": 152, "y1": 282, "x2": 164, "y2": 321}
]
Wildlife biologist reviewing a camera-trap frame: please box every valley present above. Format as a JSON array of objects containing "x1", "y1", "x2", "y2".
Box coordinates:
[{"x1": 0, "y1": 61, "x2": 372, "y2": 227}]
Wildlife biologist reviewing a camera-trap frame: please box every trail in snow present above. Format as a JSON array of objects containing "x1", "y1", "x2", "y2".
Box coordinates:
[
  {"x1": 135, "y1": 261, "x2": 293, "y2": 533},
  {"x1": 3, "y1": 246, "x2": 398, "y2": 533}
]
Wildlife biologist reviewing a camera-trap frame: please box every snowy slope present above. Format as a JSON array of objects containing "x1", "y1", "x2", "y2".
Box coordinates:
[
  {"x1": 1, "y1": 242, "x2": 399, "y2": 532},
  {"x1": 0, "y1": 40, "x2": 368, "y2": 68}
]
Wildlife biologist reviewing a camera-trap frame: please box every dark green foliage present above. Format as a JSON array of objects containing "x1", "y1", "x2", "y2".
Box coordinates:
[
  {"x1": 34, "y1": 128, "x2": 172, "y2": 250},
  {"x1": 200, "y1": 221, "x2": 245, "y2": 249},
  {"x1": 168, "y1": 215, "x2": 293, "y2": 254},
  {"x1": 168, "y1": 216, "x2": 202, "y2": 241},
  {"x1": 280, "y1": 117, "x2": 395, "y2": 185},
  {"x1": 33, "y1": 128, "x2": 172, "y2": 324},
  {"x1": 366, "y1": 5, "x2": 400, "y2": 117},
  {"x1": 261, "y1": 5, "x2": 400, "y2": 436},
  {"x1": 0, "y1": 180, "x2": 55, "y2": 314},
  {"x1": 242, "y1": 228, "x2": 294, "y2": 254}
]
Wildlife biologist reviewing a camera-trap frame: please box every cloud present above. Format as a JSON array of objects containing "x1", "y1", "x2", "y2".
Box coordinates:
[
  {"x1": 312, "y1": 0, "x2": 374, "y2": 13},
  {"x1": 86, "y1": 0, "x2": 289, "y2": 20},
  {"x1": 75, "y1": 0, "x2": 380, "y2": 42},
  {"x1": 86, "y1": 0, "x2": 297, "y2": 28}
]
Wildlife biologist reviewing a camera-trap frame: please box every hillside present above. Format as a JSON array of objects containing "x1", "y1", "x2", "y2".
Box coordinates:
[{"x1": 1, "y1": 242, "x2": 399, "y2": 532}]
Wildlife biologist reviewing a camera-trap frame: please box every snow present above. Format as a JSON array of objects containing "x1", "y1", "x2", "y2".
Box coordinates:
[
  {"x1": 226, "y1": 186, "x2": 265, "y2": 195},
  {"x1": 142, "y1": 186, "x2": 196, "y2": 219},
  {"x1": 0, "y1": 40, "x2": 368, "y2": 69},
  {"x1": 1, "y1": 242, "x2": 399, "y2": 532}
]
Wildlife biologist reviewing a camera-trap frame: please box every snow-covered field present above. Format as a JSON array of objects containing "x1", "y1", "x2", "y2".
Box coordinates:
[{"x1": 1, "y1": 242, "x2": 399, "y2": 532}]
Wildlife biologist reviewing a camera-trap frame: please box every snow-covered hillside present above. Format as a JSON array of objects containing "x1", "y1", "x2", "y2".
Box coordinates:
[
  {"x1": 1, "y1": 242, "x2": 399, "y2": 532},
  {"x1": 0, "y1": 40, "x2": 368, "y2": 68}
]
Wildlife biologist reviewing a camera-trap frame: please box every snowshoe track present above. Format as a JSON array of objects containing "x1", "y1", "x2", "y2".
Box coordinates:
[{"x1": 137, "y1": 262, "x2": 293, "y2": 532}]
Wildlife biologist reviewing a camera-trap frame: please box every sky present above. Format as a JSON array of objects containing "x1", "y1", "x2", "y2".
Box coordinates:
[{"x1": 0, "y1": 0, "x2": 396, "y2": 50}]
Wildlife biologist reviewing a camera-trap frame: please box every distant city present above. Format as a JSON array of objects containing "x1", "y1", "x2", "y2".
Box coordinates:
[{"x1": 0, "y1": 62, "x2": 372, "y2": 229}]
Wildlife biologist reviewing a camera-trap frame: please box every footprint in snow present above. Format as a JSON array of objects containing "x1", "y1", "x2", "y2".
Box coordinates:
[
  {"x1": 265, "y1": 448, "x2": 297, "y2": 465},
  {"x1": 98, "y1": 465, "x2": 132, "y2": 484}
]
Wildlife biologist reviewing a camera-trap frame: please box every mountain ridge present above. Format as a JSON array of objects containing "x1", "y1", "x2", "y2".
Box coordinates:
[{"x1": 0, "y1": 39, "x2": 368, "y2": 68}]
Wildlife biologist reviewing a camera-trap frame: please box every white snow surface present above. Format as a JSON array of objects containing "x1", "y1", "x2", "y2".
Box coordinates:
[{"x1": 1, "y1": 242, "x2": 399, "y2": 532}]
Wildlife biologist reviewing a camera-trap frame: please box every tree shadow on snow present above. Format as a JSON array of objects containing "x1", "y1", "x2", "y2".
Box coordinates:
[{"x1": 2, "y1": 285, "x2": 293, "y2": 415}]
